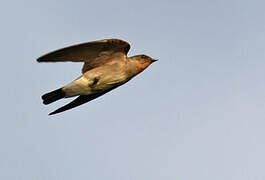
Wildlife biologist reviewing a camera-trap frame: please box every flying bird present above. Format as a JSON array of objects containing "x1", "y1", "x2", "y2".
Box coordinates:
[{"x1": 37, "y1": 39, "x2": 157, "y2": 115}]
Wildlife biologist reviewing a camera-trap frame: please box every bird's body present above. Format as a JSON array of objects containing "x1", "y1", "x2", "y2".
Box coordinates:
[
  {"x1": 38, "y1": 39, "x2": 157, "y2": 115},
  {"x1": 64, "y1": 54, "x2": 130, "y2": 97}
]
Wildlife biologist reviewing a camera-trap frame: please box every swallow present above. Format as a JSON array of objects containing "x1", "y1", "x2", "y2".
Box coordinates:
[{"x1": 37, "y1": 38, "x2": 157, "y2": 115}]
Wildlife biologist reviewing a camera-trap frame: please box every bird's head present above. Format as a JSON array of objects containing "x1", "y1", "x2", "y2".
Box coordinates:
[{"x1": 129, "y1": 54, "x2": 158, "y2": 72}]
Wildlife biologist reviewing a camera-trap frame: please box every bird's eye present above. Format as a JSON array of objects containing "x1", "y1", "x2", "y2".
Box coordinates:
[{"x1": 141, "y1": 55, "x2": 147, "y2": 59}]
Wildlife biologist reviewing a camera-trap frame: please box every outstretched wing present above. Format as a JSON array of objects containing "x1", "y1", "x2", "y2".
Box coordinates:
[{"x1": 37, "y1": 38, "x2": 130, "y2": 72}]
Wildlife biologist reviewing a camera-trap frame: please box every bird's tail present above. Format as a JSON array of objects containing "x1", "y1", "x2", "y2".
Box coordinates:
[{"x1": 42, "y1": 88, "x2": 65, "y2": 105}]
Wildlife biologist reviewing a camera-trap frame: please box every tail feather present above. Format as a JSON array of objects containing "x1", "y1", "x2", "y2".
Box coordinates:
[{"x1": 42, "y1": 88, "x2": 65, "y2": 105}]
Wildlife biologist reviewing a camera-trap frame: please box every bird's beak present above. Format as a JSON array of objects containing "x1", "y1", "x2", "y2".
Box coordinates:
[{"x1": 151, "y1": 59, "x2": 158, "y2": 63}]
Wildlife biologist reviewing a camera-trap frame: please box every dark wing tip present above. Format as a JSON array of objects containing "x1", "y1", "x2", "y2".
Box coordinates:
[
  {"x1": 37, "y1": 53, "x2": 53, "y2": 62},
  {"x1": 47, "y1": 95, "x2": 93, "y2": 115},
  {"x1": 48, "y1": 105, "x2": 71, "y2": 115},
  {"x1": 37, "y1": 50, "x2": 65, "y2": 62},
  {"x1": 49, "y1": 110, "x2": 59, "y2": 116},
  {"x1": 37, "y1": 56, "x2": 44, "y2": 62}
]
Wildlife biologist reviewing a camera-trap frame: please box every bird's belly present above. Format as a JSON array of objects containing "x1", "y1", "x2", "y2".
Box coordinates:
[
  {"x1": 63, "y1": 70, "x2": 128, "y2": 97},
  {"x1": 63, "y1": 76, "x2": 93, "y2": 97}
]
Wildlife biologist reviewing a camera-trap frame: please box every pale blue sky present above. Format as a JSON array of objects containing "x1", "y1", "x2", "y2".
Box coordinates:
[{"x1": 1, "y1": 0, "x2": 265, "y2": 179}]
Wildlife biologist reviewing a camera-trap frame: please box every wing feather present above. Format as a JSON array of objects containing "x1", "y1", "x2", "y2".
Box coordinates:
[{"x1": 37, "y1": 39, "x2": 130, "y2": 70}]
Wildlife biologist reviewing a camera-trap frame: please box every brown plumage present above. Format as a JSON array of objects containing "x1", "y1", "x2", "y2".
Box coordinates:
[{"x1": 37, "y1": 38, "x2": 157, "y2": 115}]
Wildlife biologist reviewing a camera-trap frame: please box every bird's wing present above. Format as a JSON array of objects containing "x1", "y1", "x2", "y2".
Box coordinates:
[
  {"x1": 49, "y1": 94, "x2": 103, "y2": 115},
  {"x1": 37, "y1": 39, "x2": 130, "y2": 71},
  {"x1": 48, "y1": 81, "x2": 128, "y2": 115}
]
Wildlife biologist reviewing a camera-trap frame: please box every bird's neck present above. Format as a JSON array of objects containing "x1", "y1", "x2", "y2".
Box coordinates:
[{"x1": 126, "y1": 58, "x2": 149, "y2": 77}]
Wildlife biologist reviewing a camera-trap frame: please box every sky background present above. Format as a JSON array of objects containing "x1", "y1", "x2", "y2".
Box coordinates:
[{"x1": 1, "y1": 0, "x2": 265, "y2": 179}]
